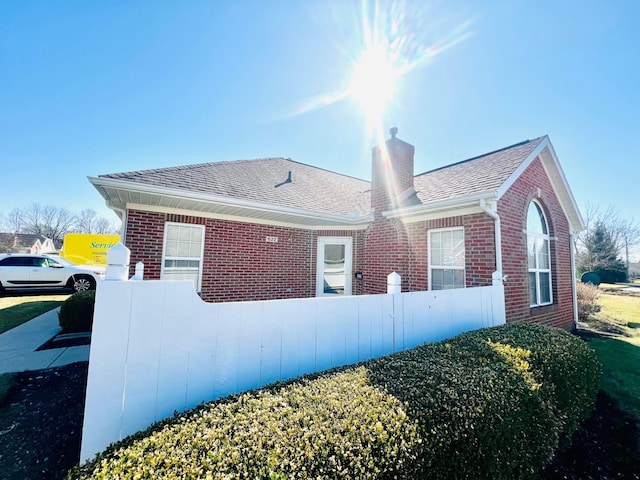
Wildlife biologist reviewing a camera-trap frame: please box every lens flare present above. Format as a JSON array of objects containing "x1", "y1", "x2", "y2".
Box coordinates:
[
  {"x1": 285, "y1": 0, "x2": 475, "y2": 140},
  {"x1": 349, "y1": 44, "x2": 398, "y2": 132}
]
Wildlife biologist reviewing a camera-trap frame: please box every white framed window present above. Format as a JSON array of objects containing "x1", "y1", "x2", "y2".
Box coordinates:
[
  {"x1": 161, "y1": 222, "x2": 205, "y2": 291},
  {"x1": 527, "y1": 201, "x2": 552, "y2": 307},
  {"x1": 316, "y1": 237, "x2": 352, "y2": 296},
  {"x1": 429, "y1": 227, "x2": 465, "y2": 290}
]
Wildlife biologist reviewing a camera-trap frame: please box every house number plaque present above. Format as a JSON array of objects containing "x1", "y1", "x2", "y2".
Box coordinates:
[{"x1": 265, "y1": 236, "x2": 279, "y2": 243}]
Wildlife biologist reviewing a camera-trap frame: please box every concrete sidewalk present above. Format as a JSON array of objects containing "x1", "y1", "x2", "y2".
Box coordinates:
[{"x1": 0, "y1": 307, "x2": 90, "y2": 374}]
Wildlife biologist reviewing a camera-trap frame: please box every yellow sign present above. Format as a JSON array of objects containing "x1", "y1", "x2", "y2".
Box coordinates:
[{"x1": 61, "y1": 233, "x2": 121, "y2": 266}]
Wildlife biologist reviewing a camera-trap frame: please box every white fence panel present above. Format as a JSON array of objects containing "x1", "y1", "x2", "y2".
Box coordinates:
[{"x1": 81, "y1": 280, "x2": 505, "y2": 462}]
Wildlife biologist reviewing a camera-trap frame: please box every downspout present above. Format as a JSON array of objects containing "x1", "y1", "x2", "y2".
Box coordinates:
[
  {"x1": 570, "y1": 232, "x2": 580, "y2": 328},
  {"x1": 111, "y1": 206, "x2": 128, "y2": 242},
  {"x1": 479, "y1": 199, "x2": 503, "y2": 285}
]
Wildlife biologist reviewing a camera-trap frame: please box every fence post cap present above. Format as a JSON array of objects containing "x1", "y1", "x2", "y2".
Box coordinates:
[
  {"x1": 387, "y1": 271, "x2": 401, "y2": 284},
  {"x1": 107, "y1": 242, "x2": 130, "y2": 266}
]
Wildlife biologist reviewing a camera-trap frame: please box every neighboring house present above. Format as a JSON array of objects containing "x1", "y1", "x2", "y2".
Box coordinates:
[
  {"x1": 89, "y1": 129, "x2": 583, "y2": 330},
  {"x1": 0, "y1": 233, "x2": 57, "y2": 254}
]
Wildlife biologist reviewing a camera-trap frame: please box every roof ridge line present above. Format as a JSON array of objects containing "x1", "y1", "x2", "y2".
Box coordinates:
[
  {"x1": 100, "y1": 157, "x2": 370, "y2": 183},
  {"x1": 99, "y1": 157, "x2": 288, "y2": 178}
]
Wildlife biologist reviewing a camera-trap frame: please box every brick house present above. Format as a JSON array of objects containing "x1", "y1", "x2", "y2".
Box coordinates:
[
  {"x1": 0, "y1": 233, "x2": 57, "y2": 254},
  {"x1": 90, "y1": 129, "x2": 583, "y2": 329}
]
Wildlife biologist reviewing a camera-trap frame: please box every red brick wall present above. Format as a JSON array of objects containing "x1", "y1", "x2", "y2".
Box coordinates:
[
  {"x1": 354, "y1": 213, "x2": 495, "y2": 295},
  {"x1": 125, "y1": 209, "x2": 497, "y2": 301},
  {"x1": 125, "y1": 209, "x2": 362, "y2": 303},
  {"x1": 498, "y1": 157, "x2": 575, "y2": 330},
  {"x1": 357, "y1": 217, "x2": 411, "y2": 294}
]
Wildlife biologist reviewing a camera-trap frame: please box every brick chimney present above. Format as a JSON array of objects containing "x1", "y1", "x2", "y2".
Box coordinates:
[{"x1": 371, "y1": 127, "x2": 415, "y2": 214}]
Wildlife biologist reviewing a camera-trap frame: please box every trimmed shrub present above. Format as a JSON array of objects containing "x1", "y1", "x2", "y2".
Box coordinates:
[
  {"x1": 58, "y1": 290, "x2": 96, "y2": 333},
  {"x1": 576, "y1": 281, "x2": 601, "y2": 322},
  {"x1": 365, "y1": 342, "x2": 558, "y2": 480},
  {"x1": 70, "y1": 324, "x2": 601, "y2": 480},
  {"x1": 446, "y1": 323, "x2": 602, "y2": 447}
]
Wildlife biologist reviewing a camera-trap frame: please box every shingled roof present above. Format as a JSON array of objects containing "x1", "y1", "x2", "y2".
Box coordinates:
[
  {"x1": 414, "y1": 137, "x2": 546, "y2": 203},
  {"x1": 91, "y1": 135, "x2": 581, "y2": 230},
  {"x1": 98, "y1": 158, "x2": 371, "y2": 218}
]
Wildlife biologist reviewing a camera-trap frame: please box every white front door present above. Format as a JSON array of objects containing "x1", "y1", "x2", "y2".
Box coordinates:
[{"x1": 316, "y1": 237, "x2": 352, "y2": 296}]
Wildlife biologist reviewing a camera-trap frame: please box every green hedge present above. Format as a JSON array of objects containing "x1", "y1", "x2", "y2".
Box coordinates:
[
  {"x1": 58, "y1": 290, "x2": 96, "y2": 333},
  {"x1": 445, "y1": 323, "x2": 602, "y2": 448},
  {"x1": 70, "y1": 323, "x2": 601, "y2": 480}
]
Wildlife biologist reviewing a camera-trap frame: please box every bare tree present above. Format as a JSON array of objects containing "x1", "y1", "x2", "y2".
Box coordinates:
[
  {"x1": 4, "y1": 207, "x2": 24, "y2": 234},
  {"x1": 93, "y1": 217, "x2": 117, "y2": 234},
  {"x1": 618, "y1": 218, "x2": 640, "y2": 274},
  {"x1": 74, "y1": 209, "x2": 100, "y2": 233},
  {"x1": 2, "y1": 204, "x2": 121, "y2": 249},
  {"x1": 21, "y1": 203, "x2": 76, "y2": 245},
  {"x1": 73, "y1": 208, "x2": 120, "y2": 234}
]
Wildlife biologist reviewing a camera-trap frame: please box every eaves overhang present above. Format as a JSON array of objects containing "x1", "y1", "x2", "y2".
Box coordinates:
[
  {"x1": 383, "y1": 190, "x2": 499, "y2": 223},
  {"x1": 89, "y1": 176, "x2": 373, "y2": 231}
]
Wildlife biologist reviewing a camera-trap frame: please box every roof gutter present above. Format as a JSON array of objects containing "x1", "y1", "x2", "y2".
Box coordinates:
[
  {"x1": 382, "y1": 190, "x2": 498, "y2": 223},
  {"x1": 479, "y1": 198, "x2": 504, "y2": 285}
]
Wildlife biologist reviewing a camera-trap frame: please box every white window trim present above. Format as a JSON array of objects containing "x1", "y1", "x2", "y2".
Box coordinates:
[
  {"x1": 428, "y1": 226, "x2": 466, "y2": 290},
  {"x1": 160, "y1": 222, "x2": 205, "y2": 292},
  {"x1": 527, "y1": 202, "x2": 553, "y2": 307},
  {"x1": 316, "y1": 236, "x2": 353, "y2": 297}
]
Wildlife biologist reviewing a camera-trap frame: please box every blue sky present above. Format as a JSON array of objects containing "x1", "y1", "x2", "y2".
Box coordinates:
[{"x1": 1, "y1": 1, "x2": 639, "y2": 256}]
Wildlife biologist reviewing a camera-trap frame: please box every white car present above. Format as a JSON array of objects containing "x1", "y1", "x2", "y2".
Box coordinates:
[{"x1": 0, "y1": 253, "x2": 105, "y2": 294}]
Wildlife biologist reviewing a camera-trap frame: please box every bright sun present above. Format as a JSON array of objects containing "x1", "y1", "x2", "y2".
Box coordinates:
[
  {"x1": 286, "y1": 2, "x2": 474, "y2": 140},
  {"x1": 348, "y1": 44, "x2": 398, "y2": 128}
]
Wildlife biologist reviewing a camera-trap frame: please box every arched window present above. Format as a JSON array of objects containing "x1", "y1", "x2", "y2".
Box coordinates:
[{"x1": 527, "y1": 201, "x2": 552, "y2": 306}]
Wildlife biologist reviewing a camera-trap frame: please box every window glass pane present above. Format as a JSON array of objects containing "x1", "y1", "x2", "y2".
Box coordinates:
[
  {"x1": 323, "y1": 244, "x2": 345, "y2": 294},
  {"x1": 431, "y1": 269, "x2": 444, "y2": 290},
  {"x1": 431, "y1": 246, "x2": 443, "y2": 266},
  {"x1": 442, "y1": 269, "x2": 455, "y2": 289},
  {"x1": 527, "y1": 238, "x2": 536, "y2": 268},
  {"x1": 177, "y1": 241, "x2": 191, "y2": 257},
  {"x1": 529, "y1": 272, "x2": 537, "y2": 305},
  {"x1": 429, "y1": 228, "x2": 465, "y2": 290},
  {"x1": 431, "y1": 268, "x2": 465, "y2": 290},
  {"x1": 539, "y1": 273, "x2": 551, "y2": 304},
  {"x1": 527, "y1": 202, "x2": 547, "y2": 234},
  {"x1": 431, "y1": 232, "x2": 442, "y2": 265},
  {"x1": 431, "y1": 229, "x2": 464, "y2": 267},
  {"x1": 538, "y1": 239, "x2": 550, "y2": 269},
  {"x1": 451, "y1": 239, "x2": 464, "y2": 267},
  {"x1": 163, "y1": 223, "x2": 204, "y2": 290},
  {"x1": 190, "y1": 240, "x2": 202, "y2": 257},
  {"x1": 453, "y1": 269, "x2": 465, "y2": 288},
  {"x1": 165, "y1": 241, "x2": 178, "y2": 257},
  {"x1": 178, "y1": 227, "x2": 192, "y2": 242},
  {"x1": 166, "y1": 225, "x2": 178, "y2": 241}
]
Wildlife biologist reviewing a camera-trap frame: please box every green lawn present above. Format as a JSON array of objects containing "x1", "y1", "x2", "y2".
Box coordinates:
[
  {"x1": 0, "y1": 294, "x2": 69, "y2": 335},
  {"x1": 584, "y1": 291, "x2": 640, "y2": 422}
]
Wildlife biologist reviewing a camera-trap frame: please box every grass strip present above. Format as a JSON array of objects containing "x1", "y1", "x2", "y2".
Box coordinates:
[{"x1": 0, "y1": 296, "x2": 68, "y2": 335}]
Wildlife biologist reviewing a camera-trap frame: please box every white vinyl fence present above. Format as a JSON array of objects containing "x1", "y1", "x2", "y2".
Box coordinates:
[{"x1": 80, "y1": 278, "x2": 506, "y2": 461}]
